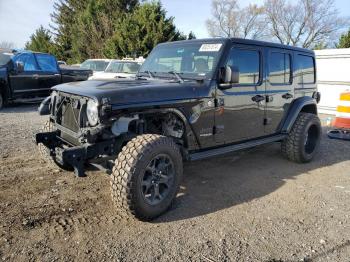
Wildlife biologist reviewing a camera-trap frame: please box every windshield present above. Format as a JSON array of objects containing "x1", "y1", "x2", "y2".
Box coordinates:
[
  {"x1": 80, "y1": 60, "x2": 110, "y2": 71},
  {"x1": 139, "y1": 42, "x2": 224, "y2": 79},
  {"x1": 0, "y1": 52, "x2": 13, "y2": 66},
  {"x1": 105, "y1": 61, "x2": 141, "y2": 74}
]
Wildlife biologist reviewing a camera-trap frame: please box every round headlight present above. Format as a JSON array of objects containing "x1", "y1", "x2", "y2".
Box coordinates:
[{"x1": 87, "y1": 99, "x2": 99, "y2": 126}]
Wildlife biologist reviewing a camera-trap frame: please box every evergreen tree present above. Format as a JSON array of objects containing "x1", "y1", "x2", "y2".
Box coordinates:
[
  {"x1": 110, "y1": 1, "x2": 186, "y2": 58},
  {"x1": 187, "y1": 31, "x2": 196, "y2": 40},
  {"x1": 313, "y1": 42, "x2": 328, "y2": 50},
  {"x1": 50, "y1": 0, "x2": 90, "y2": 62},
  {"x1": 337, "y1": 30, "x2": 350, "y2": 48},
  {"x1": 25, "y1": 26, "x2": 55, "y2": 54},
  {"x1": 70, "y1": 0, "x2": 139, "y2": 62},
  {"x1": 26, "y1": 0, "x2": 186, "y2": 62}
]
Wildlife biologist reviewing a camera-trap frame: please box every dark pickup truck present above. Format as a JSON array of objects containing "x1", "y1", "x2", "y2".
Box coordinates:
[{"x1": 0, "y1": 49, "x2": 92, "y2": 109}]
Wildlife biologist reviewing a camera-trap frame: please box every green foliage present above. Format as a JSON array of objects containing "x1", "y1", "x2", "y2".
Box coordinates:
[
  {"x1": 187, "y1": 31, "x2": 197, "y2": 40},
  {"x1": 313, "y1": 42, "x2": 328, "y2": 50},
  {"x1": 337, "y1": 30, "x2": 350, "y2": 48},
  {"x1": 26, "y1": 0, "x2": 186, "y2": 63},
  {"x1": 25, "y1": 26, "x2": 55, "y2": 54},
  {"x1": 110, "y1": 1, "x2": 186, "y2": 58},
  {"x1": 50, "y1": 0, "x2": 91, "y2": 63}
]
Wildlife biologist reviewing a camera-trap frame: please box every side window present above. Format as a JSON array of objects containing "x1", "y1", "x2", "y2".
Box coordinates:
[
  {"x1": 227, "y1": 48, "x2": 260, "y2": 85},
  {"x1": 269, "y1": 52, "x2": 291, "y2": 84},
  {"x1": 13, "y1": 53, "x2": 39, "y2": 71},
  {"x1": 36, "y1": 54, "x2": 59, "y2": 73},
  {"x1": 296, "y1": 55, "x2": 315, "y2": 85}
]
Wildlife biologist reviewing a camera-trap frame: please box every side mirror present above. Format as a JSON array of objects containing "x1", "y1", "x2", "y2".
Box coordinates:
[
  {"x1": 219, "y1": 66, "x2": 239, "y2": 89},
  {"x1": 16, "y1": 61, "x2": 24, "y2": 73}
]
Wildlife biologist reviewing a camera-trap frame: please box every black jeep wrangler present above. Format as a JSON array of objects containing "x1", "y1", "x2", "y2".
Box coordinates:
[{"x1": 36, "y1": 38, "x2": 321, "y2": 220}]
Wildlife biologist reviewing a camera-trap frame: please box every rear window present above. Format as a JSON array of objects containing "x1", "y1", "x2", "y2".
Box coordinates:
[
  {"x1": 36, "y1": 54, "x2": 59, "y2": 73},
  {"x1": 269, "y1": 52, "x2": 291, "y2": 84},
  {"x1": 296, "y1": 55, "x2": 315, "y2": 84}
]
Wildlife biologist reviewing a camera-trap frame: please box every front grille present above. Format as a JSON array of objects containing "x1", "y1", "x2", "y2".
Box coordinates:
[
  {"x1": 54, "y1": 95, "x2": 83, "y2": 133},
  {"x1": 61, "y1": 101, "x2": 80, "y2": 132}
]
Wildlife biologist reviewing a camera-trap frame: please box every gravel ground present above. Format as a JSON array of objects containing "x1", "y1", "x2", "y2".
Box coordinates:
[{"x1": 0, "y1": 103, "x2": 350, "y2": 262}]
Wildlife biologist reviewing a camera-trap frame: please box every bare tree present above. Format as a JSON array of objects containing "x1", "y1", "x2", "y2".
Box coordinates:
[
  {"x1": 0, "y1": 41, "x2": 15, "y2": 49},
  {"x1": 264, "y1": 0, "x2": 349, "y2": 48},
  {"x1": 206, "y1": 0, "x2": 267, "y2": 39}
]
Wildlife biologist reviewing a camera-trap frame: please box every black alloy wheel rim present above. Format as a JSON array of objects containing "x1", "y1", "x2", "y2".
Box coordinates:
[
  {"x1": 304, "y1": 124, "x2": 319, "y2": 154},
  {"x1": 141, "y1": 154, "x2": 175, "y2": 206}
]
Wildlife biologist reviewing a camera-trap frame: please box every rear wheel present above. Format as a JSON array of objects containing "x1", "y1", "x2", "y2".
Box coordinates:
[
  {"x1": 110, "y1": 134, "x2": 183, "y2": 221},
  {"x1": 38, "y1": 120, "x2": 73, "y2": 171},
  {"x1": 281, "y1": 112, "x2": 321, "y2": 163}
]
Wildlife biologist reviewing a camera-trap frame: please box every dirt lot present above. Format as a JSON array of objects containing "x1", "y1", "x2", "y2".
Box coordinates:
[{"x1": 0, "y1": 103, "x2": 350, "y2": 262}]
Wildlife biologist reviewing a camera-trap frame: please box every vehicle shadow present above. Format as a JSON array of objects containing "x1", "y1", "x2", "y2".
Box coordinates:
[
  {"x1": 0, "y1": 102, "x2": 40, "y2": 114},
  {"x1": 155, "y1": 127, "x2": 350, "y2": 223}
]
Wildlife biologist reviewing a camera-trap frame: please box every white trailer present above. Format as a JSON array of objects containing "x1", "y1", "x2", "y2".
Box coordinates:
[{"x1": 315, "y1": 48, "x2": 350, "y2": 115}]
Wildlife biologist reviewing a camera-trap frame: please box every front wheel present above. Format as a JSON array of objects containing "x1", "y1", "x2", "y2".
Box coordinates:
[
  {"x1": 111, "y1": 134, "x2": 183, "y2": 221},
  {"x1": 281, "y1": 112, "x2": 321, "y2": 163}
]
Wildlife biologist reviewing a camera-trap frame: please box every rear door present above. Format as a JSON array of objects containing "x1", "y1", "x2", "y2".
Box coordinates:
[
  {"x1": 264, "y1": 48, "x2": 294, "y2": 134},
  {"x1": 9, "y1": 53, "x2": 40, "y2": 97},
  {"x1": 35, "y1": 53, "x2": 61, "y2": 95},
  {"x1": 215, "y1": 44, "x2": 266, "y2": 144}
]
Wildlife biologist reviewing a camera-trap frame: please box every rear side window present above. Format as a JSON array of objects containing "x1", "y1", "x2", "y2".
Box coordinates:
[
  {"x1": 269, "y1": 52, "x2": 291, "y2": 84},
  {"x1": 36, "y1": 54, "x2": 59, "y2": 73},
  {"x1": 296, "y1": 55, "x2": 315, "y2": 84},
  {"x1": 226, "y1": 48, "x2": 260, "y2": 85}
]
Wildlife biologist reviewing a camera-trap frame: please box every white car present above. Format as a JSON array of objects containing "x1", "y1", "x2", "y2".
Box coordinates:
[
  {"x1": 88, "y1": 60, "x2": 142, "y2": 80},
  {"x1": 80, "y1": 59, "x2": 112, "y2": 73}
]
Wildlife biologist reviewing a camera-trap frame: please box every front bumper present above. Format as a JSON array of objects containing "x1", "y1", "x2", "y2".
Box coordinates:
[{"x1": 35, "y1": 131, "x2": 125, "y2": 177}]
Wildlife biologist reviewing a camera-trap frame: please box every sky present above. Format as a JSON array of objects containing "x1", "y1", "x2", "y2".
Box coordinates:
[{"x1": 0, "y1": 0, "x2": 350, "y2": 48}]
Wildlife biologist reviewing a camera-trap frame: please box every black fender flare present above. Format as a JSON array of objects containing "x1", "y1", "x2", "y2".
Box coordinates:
[
  {"x1": 159, "y1": 108, "x2": 201, "y2": 150},
  {"x1": 280, "y1": 96, "x2": 318, "y2": 133},
  {"x1": 38, "y1": 96, "x2": 51, "y2": 115}
]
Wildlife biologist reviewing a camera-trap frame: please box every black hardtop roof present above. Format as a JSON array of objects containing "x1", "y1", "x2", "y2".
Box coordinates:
[{"x1": 159, "y1": 37, "x2": 314, "y2": 54}]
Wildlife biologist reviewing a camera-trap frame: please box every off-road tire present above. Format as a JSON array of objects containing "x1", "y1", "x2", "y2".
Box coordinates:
[
  {"x1": 281, "y1": 112, "x2": 321, "y2": 163},
  {"x1": 111, "y1": 134, "x2": 183, "y2": 221},
  {"x1": 38, "y1": 120, "x2": 73, "y2": 171}
]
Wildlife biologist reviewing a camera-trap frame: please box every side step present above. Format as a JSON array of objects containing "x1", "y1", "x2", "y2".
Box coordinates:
[{"x1": 189, "y1": 134, "x2": 286, "y2": 161}]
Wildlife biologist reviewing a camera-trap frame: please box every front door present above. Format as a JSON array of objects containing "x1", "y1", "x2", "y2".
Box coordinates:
[
  {"x1": 9, "y1": 53, "x2": 40, "y2": 98},
  {"x1": 264, "y1": 48, "x2": 294, "y2": 135},
  {"x1": 215, "y1": 44, "x2": 266, "y2": 144}
]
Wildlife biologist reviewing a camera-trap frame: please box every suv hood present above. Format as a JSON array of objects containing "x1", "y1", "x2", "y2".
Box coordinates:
[{"x1": 52, "y1": 79, "x2": 210, "y2": 107}]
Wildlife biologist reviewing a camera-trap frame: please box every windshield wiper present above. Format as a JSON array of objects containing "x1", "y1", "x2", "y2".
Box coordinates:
[
  {"x1": 137, "y1": 70, "x2": 155, "y2": 79},
  {"x1": 168, "y1": 71, "x2": 184, "y2": 83}
]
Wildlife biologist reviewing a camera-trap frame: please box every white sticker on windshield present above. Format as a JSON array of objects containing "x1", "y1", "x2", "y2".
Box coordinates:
[{"x1": 199, "y1": 44, "x2": 222, "y2": 52}]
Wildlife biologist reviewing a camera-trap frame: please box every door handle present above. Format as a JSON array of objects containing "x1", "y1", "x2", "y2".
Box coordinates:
[
  {"x1": 282, "y1": 93, "x2": 293, "y2": 99},
  {"x1": 252, "y1": 95, "x2": 265, "y2": 103},
  {"x1": 32, "y1": 74, "x2": 39, "y2": 79}
]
